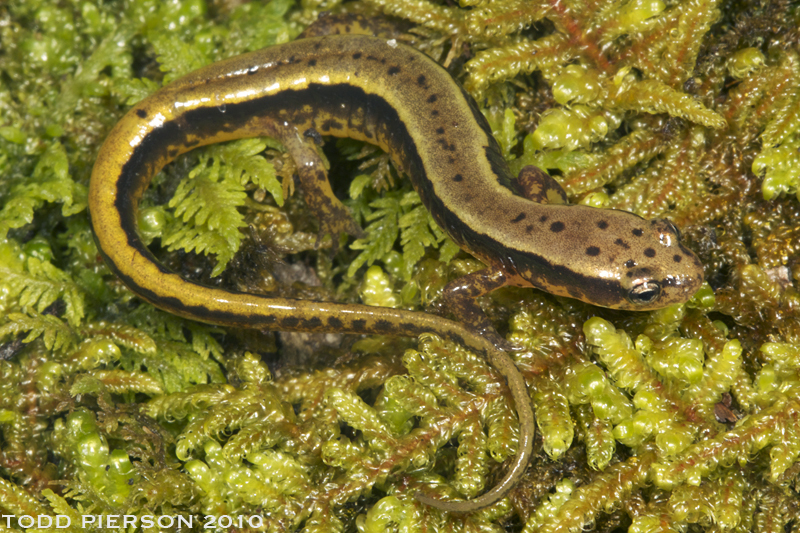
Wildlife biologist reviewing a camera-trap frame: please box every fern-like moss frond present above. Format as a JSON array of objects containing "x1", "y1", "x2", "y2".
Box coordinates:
[
  {"x1": 0, "y1": 142, "x2": 86, "y2": 241},
  {"x1": 0, "y1": 312, "x2": 77, "y2": 353}
]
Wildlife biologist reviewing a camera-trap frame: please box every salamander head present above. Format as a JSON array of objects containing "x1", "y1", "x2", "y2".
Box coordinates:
[
  {"x1": 503, "y1": 207, "x2": 705, "y2": 311},
  {"x1": 613, "y1": 218, "x2": 704, "y2": 310}
]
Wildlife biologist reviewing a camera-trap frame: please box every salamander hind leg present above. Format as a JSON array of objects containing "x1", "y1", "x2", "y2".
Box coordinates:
[
  {"x1": 441, "y1": 266, "x2": 516, "y2": 350},
  {"x1": 297, "y1": 162, "x2": 365, "y2": 247},
  {"x1": 280, "y1": 126, "x2": 366, "y2": 248}
]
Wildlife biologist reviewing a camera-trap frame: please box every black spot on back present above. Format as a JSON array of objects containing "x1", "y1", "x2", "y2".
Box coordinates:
[
  {"x1": 539, "y1": 215, "x2": 548, "y2": 223},
  {"x1": 417, "y1": 75, "x2": 427, "y2": 86},
  {"x1": 373, "y1": 319, "x2": 393, "y2": 332},
  {"x1": 586, "y1": 246, "x2": 600, "y2": 256},
  {"x1": 281, "y1": 316, "x2": 300, "y2": 328},
  {"x1": 353, "y1": 52, "x2": 362, "y2": 59},
  {"x1": 308, "y1": 58, "x2": 317, "y2": 66},
  {"x1": 304, "y1": 316, "x2": 322, "y2": 328},
  {"x1": 136, "y1": 109, "x2": 147, "y2": 119},
  {"x1": 597, "y1": 220, "x2": 608, "y2": 230},
  {"x1": 399, "y1": 322, "x2": 417, "y2": 332},
  {"x1": 614, "y1": 238, "x2": 630, "y2": 249},
  {"x1": 644, "y1": 248, "x2": 656, "y2": 258},
  {"x1": 428, "y1": 94, "x2": 438, "y2": 103},
  {"x1": 512, "y1": 213, "x2": 526, "y2": 223},
  {"x1": 550, "y1": 221, "x2": 565, "y2": 232},
  {"x1": 431, "y1": 110, "x2": 439, "y2": 117},
  {"x1": 388, "y1": 66, "x2": 400, "y2": 75},
  {"x1": 436, "y1": 127, "x2": 445, "y2": 134},
  {"x1": 673, "y1": 254, "x2": 682, "y2": 263},
  {"x1": 436, "y1": 139, "x2": 455, "y2": 151},
  {"x1": 633, "y1": 228, "x2": 644, "y2": 237},
  {"x1": 453, "y1": 174, "x2": 463, "y2": 182},
  {"x1": 625, "y1": 259, "x2": 635, "y2": 268},
  {"x1": 526, "y1": 225, "x2": 534, "y2": 233}
]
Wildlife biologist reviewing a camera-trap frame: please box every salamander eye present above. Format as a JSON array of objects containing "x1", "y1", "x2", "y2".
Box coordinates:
[{"x1": 628, "y1": 279, "x2": 661, "y2": 305}]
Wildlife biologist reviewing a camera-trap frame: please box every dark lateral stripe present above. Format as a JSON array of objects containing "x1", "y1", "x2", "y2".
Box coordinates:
[
  {"x1": 115, "y1": 81, "x2": 498, "y2": 264},
  {"x1": 113, "y1": 81, "x2": 543, "y2": 313},
  {"x1": 455, "y1": 84, "x2": 516, "y2": 194},
  {"x1": 104, "y1": 246, "x2": 461, "y2": 337},
  {"x1": 115, "y1": 83, "x2": 432, "y2": 254}
]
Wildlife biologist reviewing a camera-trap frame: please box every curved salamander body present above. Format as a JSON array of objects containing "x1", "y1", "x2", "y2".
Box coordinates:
[{"x1": 89, "y1": 33, "x2": 703, "y2": 512}]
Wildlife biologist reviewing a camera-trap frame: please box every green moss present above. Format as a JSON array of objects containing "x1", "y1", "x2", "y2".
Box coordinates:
[{"x1": 1, "y1": 0, "x2": 799, "y2": 531}]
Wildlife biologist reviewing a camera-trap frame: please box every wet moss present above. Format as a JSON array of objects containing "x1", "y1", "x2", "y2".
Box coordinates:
[{"x1": 0, "y1": 0, "x2": 799, "y2": 531}]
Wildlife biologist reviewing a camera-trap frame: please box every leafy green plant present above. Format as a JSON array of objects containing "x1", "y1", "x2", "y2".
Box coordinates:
[{"x1": 0, "y1": 0, "x2": 799, "y2": 531}]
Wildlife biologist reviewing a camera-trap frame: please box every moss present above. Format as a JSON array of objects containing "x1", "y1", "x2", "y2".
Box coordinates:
[{"x1": 0, "y1": 0, "x2": 799, "y2": 531}]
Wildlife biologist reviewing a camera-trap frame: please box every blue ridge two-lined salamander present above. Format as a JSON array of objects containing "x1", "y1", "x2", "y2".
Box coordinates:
[{"x1": 88, "y1": 20, "x2": 704, "y2": 513}]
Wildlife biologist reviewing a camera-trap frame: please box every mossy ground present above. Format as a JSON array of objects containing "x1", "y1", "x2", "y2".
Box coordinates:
[{"x1": 0, "y1": 0, "x2": 799, "y2": 532}]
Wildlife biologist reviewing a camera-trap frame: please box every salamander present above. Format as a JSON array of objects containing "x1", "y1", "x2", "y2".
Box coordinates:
[{"x1": 88, "y1": 27, "x2": 704, "y2": 513}]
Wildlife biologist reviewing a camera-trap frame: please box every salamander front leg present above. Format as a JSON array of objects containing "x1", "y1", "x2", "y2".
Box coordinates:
[{"x1": 513, "y1": 165, "x2": 568, "y2": 204}]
